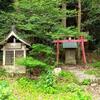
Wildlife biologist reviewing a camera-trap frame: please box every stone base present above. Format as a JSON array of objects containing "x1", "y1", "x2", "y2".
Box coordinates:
[
  {"x1": 65, "y1": 49, "x2": 76, "y2": 65},
  {"x1": 2, "y1": 65, "x2": 26, "y2": 73}
]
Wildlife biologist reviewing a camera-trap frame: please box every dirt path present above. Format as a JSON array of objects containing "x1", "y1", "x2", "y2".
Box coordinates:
[
  {"x1": 62, "y1": 66, "x2": 100, "y2": 100},
  {"x1": 66, "y1": 67, "x2": 99, "y2": 82}
]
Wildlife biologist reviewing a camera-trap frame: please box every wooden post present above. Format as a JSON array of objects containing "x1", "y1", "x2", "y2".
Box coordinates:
[
  {"x1": 13, "y1": 50, "x2": 16, "y2": 72},
  {"x1": 80, "y1": 36, "x2": 87, "y2": 64},
  {"x1": 3, "y1": 49, "x2": 5, "y2": 66},
  {"x1": 24, "y1": 50, "x2": 26, "y2": 58},
  {"x1": 13, "y1": 38, "x2": 16, "y2": 72},
  {"x1": 56, "y1": 41, "x2": 60, "y2": 65}
]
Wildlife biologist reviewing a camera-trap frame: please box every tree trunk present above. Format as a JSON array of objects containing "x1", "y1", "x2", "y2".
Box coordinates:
[
  {"x1": 78, "y1": 0, "x2": 81, "y2": 33},
  {"x1": 62, "y1": 2, "x2": 66, "y2": 27},
  {"x1": 77, "y1": 0, "x2": 81, "y2": 64}
]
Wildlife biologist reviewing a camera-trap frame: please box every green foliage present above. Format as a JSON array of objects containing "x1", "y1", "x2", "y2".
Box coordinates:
[
  {"x1": 52, "y1": 27, "x2": 91, "y2": 40},
  {"x1": 0, "y1": 80, "x2": 16, "y2": 100},
  {"x1": 65, "y1": 83, "x2": 83, "y2": 92},
  {"x1": 0, "y1": 0, "x2": 77, "y2": 43},
  {"x1": 16, "y1": 76, "x2": 92, "y2": 99},
  {"x1": 17, "y1": 57, "x2": 52, "y2": 78},
  {"x1": 58, "y1": 70, "x2": 78, "y2": 83},
  {"x1": 17, "y1": 57, "x2": 48, "y2": 69},
  {"x1": 0, "y1": 0, "x2": 99, "y2": 49},
  {"x1": 65, "y1": 83, "x2": 92, "y2": 100},
  {"x1": 82, "y1": 0, "x2": 100, "y2": 46},
  {"x1": 92, "y1": 61, "x2": 100, "y2": 68},
  {"x1": 61, "y1": 83, "x2": 92, "y2": 100},
  {"x1": 37, "y1": 70, "x2": 57, "y2": 94},
  {"x1": 94, "y1": 48, "x2": 100, "y2": 56},
  {"x1": 40, "y1": 71, "x2": 55, "y2": 88},
  {"x1": 85, "y1": 69, "x2": 100, "y2": 77},
  {"x1": 31, "y1": 44, "x2": 55, "y2": 56},
  {"x1": 85, "y1": 70, "x2": 96, "y2": 75},
  {"x1": 0, "y1": 68, "x2": 7, "y2": 77},
  {"x1": 17, "y1": 77, "x2": 35, "y2": 89},
  {"x1": 82, "y1": 79, "x2": 91, "y2": 85},
  {"x1": 12, "y1": 0, "x2": 66, "y2": 40},
  {"x1": 30, "y1": 44, "x2": 55, "y2": 65}
]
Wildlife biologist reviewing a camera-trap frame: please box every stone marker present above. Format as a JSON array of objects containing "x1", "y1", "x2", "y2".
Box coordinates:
[{"x1": 53, "y1": 68, "x2": 61, "y2": 76}]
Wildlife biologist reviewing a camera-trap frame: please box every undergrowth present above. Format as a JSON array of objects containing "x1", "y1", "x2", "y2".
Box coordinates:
[
  {"x1": 14, "y1": 70, "x2": 92, "y2": 100},
  {"x1": 85, "y1": 61, "x2": 100, "y2": 77},
  {"x1": 0, "y1": 68, "x2": 92, "y2": 100},
  {"x1": 92, "y1": 61, "x2": 100, "y2": 68}
]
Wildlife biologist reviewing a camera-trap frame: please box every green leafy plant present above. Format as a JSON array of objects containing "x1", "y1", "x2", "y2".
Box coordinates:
[
  {"x1": 37, "y1": 70, "x2": 57, "y2": 94},
  {"x1": 65, "y1": 83, "x2": 92, "y2": 100},
  {"x1": 17, "y1": 57, "x2": 48, "y2": 69},
  {"x1": 29, "y1": 44, "x2": 55, "y2": 65},
  {"x1": 82, "y1": 79, "x2": 91, "y2": 85},
  {"x1": 0, "y1": 80, "x2": 16, "y2": 100},
  {"x1": 17, "y1": 77, "x2": 35, "y2": 89},
  {"x1": 58, "y1": 70, "x2": 78, "y2": 83},
  {"x1": 17, "y1": 57, "x2": 50, "y2": 78},
  {"x1": 0, "y1": 68, "x2": 7, "y2": 77},
  {"x1": 92, "y1": 61, "x2": 100, "y2": 68},
  {"x1": 52, "y1": 26, "x2": 91, "y2": 40},
  {"x1": 16, "y1": 75, "x2": 92, "y2": 99}
]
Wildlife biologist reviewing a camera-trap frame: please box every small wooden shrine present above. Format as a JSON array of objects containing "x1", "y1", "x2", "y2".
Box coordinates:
[
  {"x1": 0, "y1": 26, "x2": 31, "y2": 73},
  {"x1": 54, "y1": 36, "x2": 87, "y2": 65},
  {"x1": 63, "y1": 37, "x2": 78, "y2": 64}
]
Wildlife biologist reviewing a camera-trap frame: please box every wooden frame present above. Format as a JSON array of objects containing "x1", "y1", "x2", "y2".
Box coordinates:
[{"x1": 53, "y1": 36, "x2": 87, "y2": 65}]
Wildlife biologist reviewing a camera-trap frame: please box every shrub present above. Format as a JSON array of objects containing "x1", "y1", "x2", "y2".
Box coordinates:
[
  {"x1": 17, "y1": 57, "x2": 47, "y2": 69},
  {"x1": 37, "y1": 70, "x2": 57, "y2": 94},
  {"x1": 92, "y1": 61, "x2": 100, "y2": 68},
  {"x1": 0, "y1": 68, "x2": 7, "y2": 77},
  {"x1": 17, "y1": 57, "x2": 51, "y2": 78},
  {"x1": 0, "y1": 80, "x2": 16, "y2": 100},
  {"x1": 29, "y1": 44, "x2": 55, "y2": 65}
]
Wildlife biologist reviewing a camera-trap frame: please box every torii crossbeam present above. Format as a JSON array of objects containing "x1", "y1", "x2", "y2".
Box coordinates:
[{"x1": 53, "y1": 36, "x2": 87, "y2": 65}]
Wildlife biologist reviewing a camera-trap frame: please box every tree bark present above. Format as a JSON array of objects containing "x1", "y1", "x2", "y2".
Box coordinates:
[
  {"x1": 62, "y1": 2, "x2": 67, "y2": 27},
  {"x1": 78, "y1": 0, "x2": 81, "y2": 33},
  {"x1": 77, "y1": 0, "x2": 81, "y2": 64}
]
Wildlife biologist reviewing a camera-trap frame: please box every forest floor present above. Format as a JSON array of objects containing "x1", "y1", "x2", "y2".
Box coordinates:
[
  {"x1": 0, "y1": 64, "x2": 100, "y2": 100},
  {"x1": 62, "y1": 66, "x2": 100, "y2": 100}
]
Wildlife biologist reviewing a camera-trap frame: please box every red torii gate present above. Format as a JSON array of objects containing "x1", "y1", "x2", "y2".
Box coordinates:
[{"x1": 53, "y1": 36, "x2": 87, "y2": 65}]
